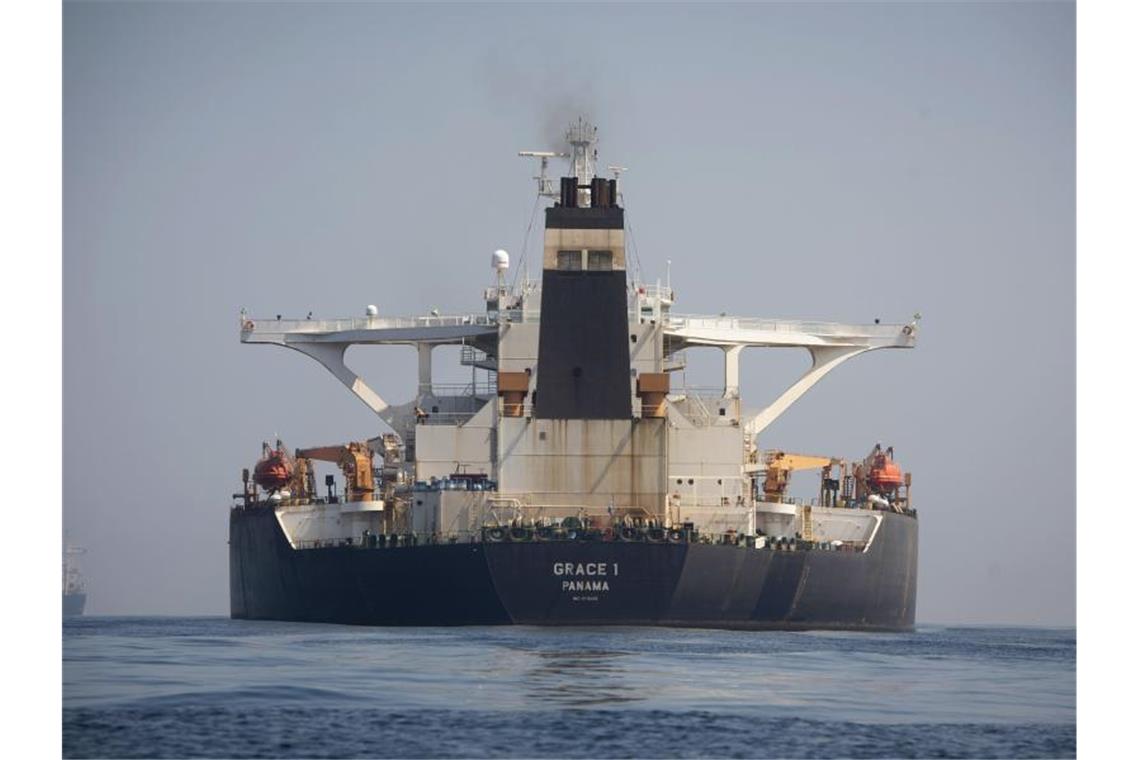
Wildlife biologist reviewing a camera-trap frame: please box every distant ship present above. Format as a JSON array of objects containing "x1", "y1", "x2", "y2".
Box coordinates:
[
  {"x1": 230, "y1": 120, "x2": 919, "y2": 630},
  {"x1": 63, "y1": 545, "x2": 87, "y2": 617}
]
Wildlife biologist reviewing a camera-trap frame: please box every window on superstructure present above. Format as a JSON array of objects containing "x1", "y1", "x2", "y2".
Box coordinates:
[
  {"x1": 587, "y1": 250, "x2": 613, "y2": 271},
  {"x1": 557, "y1": 250, "x2": 582, "y2": 271}
]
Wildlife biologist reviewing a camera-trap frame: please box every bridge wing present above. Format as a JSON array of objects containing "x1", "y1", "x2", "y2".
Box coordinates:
[
  {"x1": 240, "y1": 315, "x2": 498, "y2": 348},
  {"x1": 663, "y1": 314, "x2": 917, "y2": 352}
]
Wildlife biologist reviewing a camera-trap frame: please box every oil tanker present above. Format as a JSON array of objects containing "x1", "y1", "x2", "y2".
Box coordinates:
[{"x1": 230, "y1": 121, "x2": 919, "y2": 631}]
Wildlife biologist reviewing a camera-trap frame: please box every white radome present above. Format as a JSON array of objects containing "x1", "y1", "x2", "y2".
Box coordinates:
[
  {"x1": 365, "y1": 305, "x2": 379, "y2": 317},
  {"x1": 492, "y1": 249, "x2": 510, "y2": 271}
]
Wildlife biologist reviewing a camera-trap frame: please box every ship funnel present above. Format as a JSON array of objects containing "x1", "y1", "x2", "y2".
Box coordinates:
[{"x1": 533, "y1": 119, "x2": 631, "y2": 420}]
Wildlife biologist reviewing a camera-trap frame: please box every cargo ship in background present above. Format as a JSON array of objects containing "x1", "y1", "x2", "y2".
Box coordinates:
[
  {"x1": 230, "y1": 120, "x2": 920, "y2": 631},
  {"x1": 63, "y1": 545, "x2": 87, "y2": 617}
]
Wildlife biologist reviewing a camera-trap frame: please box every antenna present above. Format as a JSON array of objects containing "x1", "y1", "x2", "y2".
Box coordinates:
[
  {"x1": 607, "y1": 165, "x2": 628, "y2": 206},
  {"x1": 492, "y1": 249, "x2": 510, "y2": 296},
  {"x1": 566, "y1": 117, "x2": 599, "y2": 185},
  {"x1": 518, "y1": 151, "x2": 567, "y2": 198},
  {"x1": 519, "y1": 119, "x2": 621, "y2": 208}
]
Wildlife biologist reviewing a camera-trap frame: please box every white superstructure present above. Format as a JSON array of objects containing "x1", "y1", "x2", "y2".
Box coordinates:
[{"x1": 238, "y1": 121, "x2": 918, "y2": 548}]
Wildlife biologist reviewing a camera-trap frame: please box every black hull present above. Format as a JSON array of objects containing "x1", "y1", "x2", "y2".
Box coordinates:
[{"x1": 230, "y1": 507, "x2": 917, "y2": 631}]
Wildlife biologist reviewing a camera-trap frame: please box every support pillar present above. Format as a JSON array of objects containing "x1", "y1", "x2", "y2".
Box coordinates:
[
  {"x1": 724, "y1": 345, "x2": 744, "y2": 398},
  {"x1": 287, "y1": 342, "x2": 397, "y2": 435},
  {"x1": 745, "y1": 345, "x2": 871, "y2": 437},
  {"x1": 417, "y1": 343, "x2": 433, "y2": 397}
]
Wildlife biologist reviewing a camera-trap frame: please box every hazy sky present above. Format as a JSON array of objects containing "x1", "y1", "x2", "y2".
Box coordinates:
[{"x1": 64, "y1": 1, "x2": 1074, "y2": 624}]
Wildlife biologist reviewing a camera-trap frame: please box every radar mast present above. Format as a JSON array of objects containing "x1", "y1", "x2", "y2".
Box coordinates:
[{"x1": 519, "y1": 117, "x2": 605, "y2": 206}]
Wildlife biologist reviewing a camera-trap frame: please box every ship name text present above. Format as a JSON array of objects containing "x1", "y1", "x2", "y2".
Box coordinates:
[
  {"x1": 553, "y1": 562, "x2": 618, "y2": 596},
  {"x1": 552, "y1": 562, "x2": 618, "y2": 577}
]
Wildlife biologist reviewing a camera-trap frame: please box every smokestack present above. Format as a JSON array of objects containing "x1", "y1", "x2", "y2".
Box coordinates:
[
  {"x1": 560, "y1": 176, "x2": 578, "y2": 208},
  {"x1": 590, "y1": 177, "x2": 610, "y2": 208}
]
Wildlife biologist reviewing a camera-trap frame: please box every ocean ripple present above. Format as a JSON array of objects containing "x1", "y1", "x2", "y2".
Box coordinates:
[{"x1": 63, "y1": 618, "x2": 1075, "y2": 758}]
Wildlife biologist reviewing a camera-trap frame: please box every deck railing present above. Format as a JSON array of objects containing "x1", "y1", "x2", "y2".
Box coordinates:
[
  {"x1": 242, "y1": 310, "x2": 912, "y2": 339},
  {"x1": 293, "y1": 530, "x2": 876, "y2": 553}
]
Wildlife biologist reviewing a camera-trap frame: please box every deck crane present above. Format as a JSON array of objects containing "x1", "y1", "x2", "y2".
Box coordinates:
[
  {"x1": 759, "y1": 451, "x2": 845, "y2": 505},
  {"x1": 293, "y1": 443, "x2": 376, "y2": 503}
]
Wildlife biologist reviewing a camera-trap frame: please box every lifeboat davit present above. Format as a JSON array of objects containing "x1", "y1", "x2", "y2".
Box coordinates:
[
  {"x1": 254, "y1": 448, "x2": 293, "y2": 491},
  {"x1": 867, "y1": 453, "x2": 904, "y2": 492}
]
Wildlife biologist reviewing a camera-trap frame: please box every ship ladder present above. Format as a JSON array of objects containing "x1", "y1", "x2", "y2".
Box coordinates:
[{"x1": 801, "y1": 504, "x2": 814, "y2": 543}]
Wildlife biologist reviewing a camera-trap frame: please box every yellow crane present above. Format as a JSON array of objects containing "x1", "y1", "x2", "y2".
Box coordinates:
[
  {"x1": 292, "y1": 442, "x2": 375, "y2": 502},
  {"x1": 761, "y1": 450, "x2": 843, "y2": 503}
]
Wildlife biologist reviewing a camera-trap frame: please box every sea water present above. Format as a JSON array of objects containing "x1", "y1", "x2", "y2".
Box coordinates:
[{"x1": 63, "y1": 618, "x2": 1074, "y2": 758}]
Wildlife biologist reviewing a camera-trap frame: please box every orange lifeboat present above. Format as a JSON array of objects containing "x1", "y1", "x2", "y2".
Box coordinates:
[
  {"x1": 867, "y1": 449, "x2": 904, "y2": 493},
  {"x1": 253, "y1": 443, "x2": 293, "y2": 491}
]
